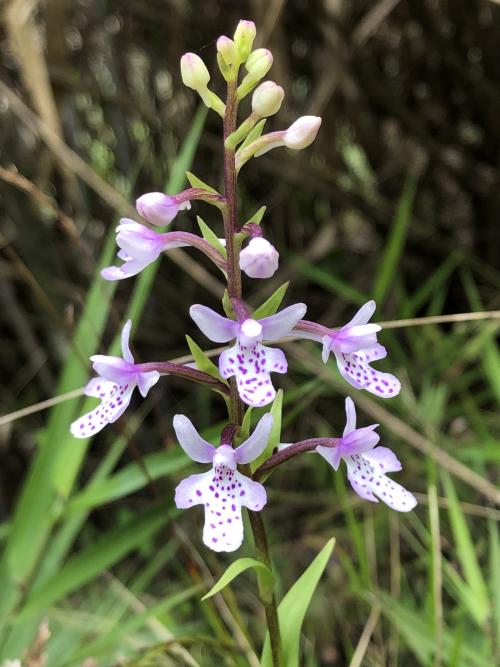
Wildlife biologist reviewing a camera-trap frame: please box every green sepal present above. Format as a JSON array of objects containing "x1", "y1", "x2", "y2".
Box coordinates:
[
  {"x1": 239, "y1": 406, "x2": 253, "y2": 442},
  {"x1": 186, "y1": 171, "x2": 219, "y2": 194},
  {"x1": 237, "y1": 119, "x2": 266, "y2": 153},
  {"x1": 251, "y1": 390, "x2": 282, "y2": 473},
  {"x1": 222, "y1": 289, "x2": 236, "y2": 319},
  {"x1": 252, "y1": 282, "x2": 289, "y2": 319},
  {"x1": 245, "y1": 205, "x2": 266, "y2": 225},
  {"x1": 196, "y1": 215, "x2": 227, "y2": 258},
  {"x1": 202, "y1": 557, "x2": 274, "y2": 601},
  {"x1": 185, "y1": 335, "x2": 226, "y2": 386}
]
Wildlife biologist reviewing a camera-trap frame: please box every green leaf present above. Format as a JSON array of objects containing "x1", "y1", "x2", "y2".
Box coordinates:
[
  {"x1": 261, "y1": 538, "x2": 335, "y2": 667},
  {"x1": 238, "y1": 119, "x2": 266, "y2": 152},
  {"x1": 14, "y1": 508, "x2": 167, "y2": 622},
  {"x1": 245, "y1": 205, "x2": 267, "y2": 225},
  {"x1": 441, "y1": 472, "x2": 489, "y2": 623},
  {"x1": 186, "y1": 170, "x2": 218, "y2": 194},
  {"x1": 186, "y1": 335, "x2": 226, "y2": 385},
  {"x1": 251, "y1": 390, "x2": 282, "y2": 473},
  {"x1": 373, "y1": 173, "x2": 417, "y2": 304},
  {"x1": 252, "y1": 283, "x2": 289, "y2": 319},
  {"x1": 240, "y1": 407, "x2": 253, "y2": 441},
  {"x1": 202, "y1": 558, "x2": 274, "y2": 601},
  {"x1": 65, "y1": 450, "x2": 188, "y2": 514},
  {"x1": 196, "y1": 215, "x2": 227, "y2": 258}
]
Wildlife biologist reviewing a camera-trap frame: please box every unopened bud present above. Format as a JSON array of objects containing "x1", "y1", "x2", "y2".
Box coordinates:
[
  {"x1": 252, "y1": 81, "x2": 284, "y2": 118},
  {"x1": 180, "y1": 53, "x2": 210, "y2": 91},
  {"x1": 245, "y1": 48, "x2": 273, "y2": 78},
  {"x1": 233, "y1": 20, "x2": 256, "y2": 63},
  {"x1": 239, "y1": 237, "x2": 279, "y2": 279},
  {"x1": 283, "y1": 116, "x2": 322, "y2": 149},
  {"x1": 136, "y1": 192, "x2": 190, "y2": 226},
  {"x1": 217, "y1": 36, "x2": 238, "y2": 67}
]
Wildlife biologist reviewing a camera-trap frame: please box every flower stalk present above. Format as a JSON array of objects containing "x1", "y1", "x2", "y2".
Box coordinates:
[{"x1": 222, "y1": 71, "x2": 283, "y2": 667}]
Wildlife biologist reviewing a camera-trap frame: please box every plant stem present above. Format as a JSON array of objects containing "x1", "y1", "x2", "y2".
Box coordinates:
[
  {"x1": 222, "y1": 79, "x2": 283, "y2": 667},
  {"x1": 254, "y1": 438, "x2": 339, "y2": 479}
]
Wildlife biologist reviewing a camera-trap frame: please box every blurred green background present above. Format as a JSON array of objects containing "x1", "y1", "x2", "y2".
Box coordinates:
[{"x1": 0, "y1": 1, "x2": 499, "y2": 665}]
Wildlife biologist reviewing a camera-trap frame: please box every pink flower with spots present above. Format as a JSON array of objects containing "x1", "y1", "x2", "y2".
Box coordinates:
[
  {"x1": 190, "y1": 302, "x2": 306, "y2": 407},
  {"x1": 70, "y1": 320, "x2": 159, "y2": 438},
  {"x1": 174, "y1": 413, "x2": 274, "y2": 552},
  {"x1": 317, "y1": 398, "x2": 416, "y2": 511},
  {"x1": 296, "y1": 301, "x2": 400, "y2": 398}
]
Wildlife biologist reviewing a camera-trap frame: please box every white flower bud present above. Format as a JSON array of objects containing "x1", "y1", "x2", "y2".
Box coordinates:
[
  {"x1": 217, "y1": 36, "x2": 238, "y2": 67},
  {"x1": 239, "y1": 237, "x2": 279, "y2": 279},
  {"x1": 245, "y1": 48, "x2": 273, "y2": 79},
  {"x1": 180, "y1": 53, "x2": 210, "y2": 91},
  {"x1": 283, "y1": 116, "x2": 322, "y2": 149},
  {"x1": 252, "y1": 81, "x2": 284, "y2": 118},
  {"x1": 233, "y1": 20, "x2": 256, "y2": 62}
]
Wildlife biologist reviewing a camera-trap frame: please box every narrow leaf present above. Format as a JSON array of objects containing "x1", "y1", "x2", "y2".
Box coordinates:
[
  {"x1": 186, "y1": 170, "x2": 218, "y2": 194},
  {"x1": 252, "y1": 283, "x2": 289, "y2": 319},
  {"x1": 261, "y1": 538, "x2": 335, "y2": 667},
  {"x1": 202, "y1": 558, "x2": 274, "y2": 600},
  {"x1": 197, "y1": 215, "x2": 227, "y2": 258},
  {"x1": 186, "y1": 335, "x2": 226, "y2": 384}
]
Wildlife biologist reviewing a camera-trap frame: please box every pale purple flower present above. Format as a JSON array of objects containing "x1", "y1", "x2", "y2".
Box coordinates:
[
  {"x1": 296, "y1": 300, "x2": 401, "y2": 398},
  {"x1": 317, "y1": 398, "x2": 416, "y2": 511},
  {"x1": 136, "y1": 192, "x2": 191, "y2": 226},
  {"x1": 239, "y1": 237, "x2": 279, "y2": 279},
  {"x1": 190, "y1": 302, "x2": 306, "y2": 407},
  {"x1": 174, "y1": 413, "x2": 273, "y2": 552},
  {"x1": 101, "y1": 220, "x2": 188, "y2": 281},
  {"x1": 70, "y1": 320, "x2": 159, "y2": 438}
]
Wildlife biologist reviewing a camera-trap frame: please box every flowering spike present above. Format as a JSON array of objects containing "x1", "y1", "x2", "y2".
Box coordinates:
[{"x1": 173, "y1": 414, "x2": 271, "y2": 551}]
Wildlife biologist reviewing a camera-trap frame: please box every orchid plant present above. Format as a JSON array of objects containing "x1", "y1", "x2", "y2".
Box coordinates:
[{"x1": 71, "y1": 20, "x2": 416, "y2": 665}]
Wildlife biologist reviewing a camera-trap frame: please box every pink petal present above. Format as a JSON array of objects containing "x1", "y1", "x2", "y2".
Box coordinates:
[
  {"x1": 234, "y1": 413, "x2": 274, "y2": 464},
  {"x1": 343, "y1": 397, "x2": 357, "y2": 435},
  {"x1": 219, "y1": 342, "x2": 287, "y2": 408},
  {"x1": 344, "y1": 300, "x2": 376, "y2": 328},
  {"x1": 70, "y1": 383, "x2": 134, "y2": 438},
  {"x1": 90, "y1": 355, "x2": 135, "y2": 385},
  {"x1": 190, "y1": 305, "x2": 237, "y2": 343},
  {"x1": 121, "y1": 320, "x2": 134, "y2": 363},
  {"x1": 136, "y1": 370, "x2": 160, "y2": 397},
  {"x1": 316, "y1": 444, "x2": 342, "y2": 471},
  {"x1": 259, "y1": 303, "x2": 307, "y2": 341},
  {"x1": 172, "y1": 414, "x2": 215, "y2": 463},
  {"x1": 342, "y1": 426, "x2": 380, "y2": 455}
]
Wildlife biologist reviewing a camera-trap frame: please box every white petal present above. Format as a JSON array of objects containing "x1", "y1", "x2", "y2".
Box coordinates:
[
  {"x1": 346, "y1": 453, "x2": 417, "y2": 512},
  {"x1": 70, "y1": 383, "x2": 134, "y2": 438},
  {"x1": 364, "y1": 446, "x2": 402, "y2": 473},
  {"x1": 343, "y1": 397, "x2": 357, "y2": 436},
  {"x1": 174, "y1": 470, "x2": 212, "y2": 508},
  {"x1": 259, "y1": 303, "x2": 307, "y2": 341},
  {"x1": 121, "y1": 320, "x2": 134, "y2": 363},
  {"x1": 190, "y1": 305, "x2": 237, "y2": 343},
  {"x1": 335, "y1": 351, "x2": 401, "y2": 398},
  {"x1": 219, "y1": 342, "x2": 287, "y2": 408},
  {"x1": 173, "y1": 414, "x2": 215, "y2": 463},
  {"x1": 235, "y1": 413, "x2": 274, "y2": 464}
]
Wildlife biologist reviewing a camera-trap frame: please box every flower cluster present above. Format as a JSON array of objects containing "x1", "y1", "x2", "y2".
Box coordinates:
[{"x1": 71, "y1": 19, "x2": 417, "y2": 554}]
